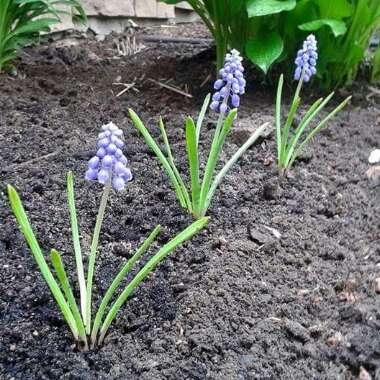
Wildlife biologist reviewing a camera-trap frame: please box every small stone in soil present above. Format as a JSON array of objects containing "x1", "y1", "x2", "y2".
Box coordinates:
[
  {"x1": 283, "y1": 319, "x2": 310, "y2": 342},
  {"x1": 374, "y1": 278, "x2": 380, "y2": 294},
  {"x1": 368, "y1": 149, "x2": 380, "y2": 164},
  {"x1": 230, "y1": 116, "x2": 274, "y2": 145},
  {"x1": 359, "y1": 366, "x2": 372, "y2": 380},
  {"x1": 366, "y1": 165, "x2": 380, "y2": 187},
  {"x1": 326, "y1": 331, "x2": 344, "y2": 347},
  {"x1": 248, "y1": 224, "x2": 280, "y2": 245}
]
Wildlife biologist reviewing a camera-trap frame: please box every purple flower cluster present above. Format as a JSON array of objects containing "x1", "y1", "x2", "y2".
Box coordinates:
[
  {"x1": 85, "y1": 122, "x2": 132, "y2": 191},
  {"x1": 210, "y1": 49, "x2": 246, "y2": 113},
  {"x1": 294, "y1": 34, "x2": 318, "y2": 82}
]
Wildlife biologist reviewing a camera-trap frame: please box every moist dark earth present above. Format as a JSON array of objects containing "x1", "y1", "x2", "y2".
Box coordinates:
[{"x1": 0, "y1": 24, "x2": 380, "y2": 380}]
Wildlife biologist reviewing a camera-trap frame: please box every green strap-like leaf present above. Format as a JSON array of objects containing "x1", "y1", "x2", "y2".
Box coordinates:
[
  {"x1": 98, "y1": 217, "x2": 209, "y2": 345},
  {"x1": 198, "y1": 109, "x2": 237, "y2": 216},
  {"x1": 196, "y1": 94, "x2": 211, "y2": 144},
  {"x1": 284, "y1": 94, "x2": 333, "y2": 167},
  {"x1": 67, "y1": 171, "x2": 87, "y2": 324},
  {"x1": 159, "y1": 117, "x2": 192, "y2": 211},
  {"x1": 205, "y1": 122, "x2": 268, "y2": 211},
  {"x1": 129, "y1": 108, "x2": 190, "y2": 211},
  {"x1": 288, "y1": 96, "x2": 351, "y2": 168},
  {"x1": 50, "y1": 249, "x2": 87, "y2": 347},
  {"x1": 279, "y1": 72, "x2": 304, "y2": 167},
  {"x1": 90, "y1": 225, "x2": 161, "y2": 345},
  {"x1": 185, "y1": 117, "x2": 200, "y2": 214},
  {"x1": 275, "y1": 75, "x2": 283, "y2": 166},
  {"x1": 86, "y1": 179, "x2": 111, "y2": 334},
  {"x1": 7, "y1": 185, "x2": 79, "y2": 340}
]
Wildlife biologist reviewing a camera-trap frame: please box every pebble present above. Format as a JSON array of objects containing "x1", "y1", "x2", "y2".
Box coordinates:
[
  {"x1": 374, "y1": 278, "x2": 380, "y2": 294},
  {"x1": 359, "y1": 366, "x2": 372, "y2": 380},
  {"x1": 230, "y1": 116, "x2": 274, "y2": 145},
  {"x1": 366, "y1": 166, "x2": 380, "y2": 188},
  {"x1": 368, "y1": 149, "x2": 380, "y2": 164},
  {"x1": 284, "y1": 319, "x2": 310, "y2": 342},
  {"x1": 326, "y1": 331, "x2": 343, "y2": 347},
  {"x1": 248, "y1": 224, "x2": 280, "y2": 245}
]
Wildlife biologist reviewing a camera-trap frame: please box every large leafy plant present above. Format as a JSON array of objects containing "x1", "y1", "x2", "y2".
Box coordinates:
[
  {"x1": 161, "y1": 0, "x2": 380, "y2": 88},
  {"x1": 0, "y1": 0, "x2": 86, "y2": 72}
]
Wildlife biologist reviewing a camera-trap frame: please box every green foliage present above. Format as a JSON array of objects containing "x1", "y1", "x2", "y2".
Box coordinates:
[
  {"x1": 129, "y1": 96, "x2": 268, "y2": 219},
  {"x1": 8, "y1": 173, "x2": 208, "y2": 350},
  {"x1": 160, "y1": 0, "x2": 380, "y2": 88},
  {"x1": 275, "y1": 73, "x2": 351, "y2": 172},
  {"x1": 0, "y1": 0, "x2": 86, "y2": 72},
  {"x1": 371, "y1": 44, "x2": 380, "y2": 83}
]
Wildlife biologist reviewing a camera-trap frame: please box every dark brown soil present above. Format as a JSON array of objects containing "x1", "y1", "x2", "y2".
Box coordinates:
[{"x1": 1, "y1": 24, "x2": 380, "y2": 380}]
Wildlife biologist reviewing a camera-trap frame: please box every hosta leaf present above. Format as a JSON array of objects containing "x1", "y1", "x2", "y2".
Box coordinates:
[
  {"x1": 312, "y1": 0, "x2": 352, "y2": 19},
  {"x1": 299, "y1": 19, "x2": 347, "y2": 37},
  {"x1": 246, "y1": 32, "x2": 283, "y2": 73},
  {"x1": 246, "y1": 0, "x2": 296, "y2": 17}
]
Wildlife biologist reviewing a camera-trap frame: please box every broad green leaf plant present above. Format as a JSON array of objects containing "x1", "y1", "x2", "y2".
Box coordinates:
[
  {"x1": 8, "y1": 123, "x2": 208, "y2": 350},
  {"x1": 129, "y1": 50, "x2": 268, "y2": 219},
  {"x1": 275, "y1": 35, "x2": 351, "y2": 173},
  {"x1": 161, "y1": 0, "x2": 380, "y2": 89},
  {"x1": 0, "y1": 0, "x2": 86, "y2": 72}
]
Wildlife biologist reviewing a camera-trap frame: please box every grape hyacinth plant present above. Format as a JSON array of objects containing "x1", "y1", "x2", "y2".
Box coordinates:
[
  {"x1": 275, "y1": 35, "x2": 351, "y2": 173},
  {"x1": 129, "y1": 49, "x2": 268, "y2": 219},
  {"x1": 294, "y1": 34, "x2": 318, "y2": 83},
  {"x1": 7, "y1": 122, "x2": 208, "y2": 350},
  {"x1": 210, "y1": 49, "x2": 246, "y2": 112}
]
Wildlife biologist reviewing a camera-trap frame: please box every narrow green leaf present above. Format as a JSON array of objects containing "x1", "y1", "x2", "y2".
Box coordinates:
[
  {"x1": 246, "y1": 32, "x2": 283, "y2": 74},
  {"x1": 7, "y1": 185, "x2": 78, "y2": 340},
  {"x1": 10, "y1": 17, "x2": 57, "y2": 36},
  {"x1": 205, "y1": 123, "x2": 269, "y2": 211},
  {"x1": 279, "y1": 72, "x2": 304, "y2": 166},
  {"x1": 185, "y1": 117, "x2": 200, "y2": 214},
  {"x1": 67, "y1": 171, "x2": 86, "y2": 324},
  {"x1": 98, "y1": 217, "x2": 209, "y2": 345},
  {"x1": 196, "y1": 94, "x2": 211, "y2": 144},
  {"x1": 91, "y1": 225, "x2": 161, "y2": 345},
  {"x1": 289, "y1": 96, "x2": 351, "y2": 168},
  {"x1": 50, "y1": 249, "x2": 87, "y2": 347},
  {"x1": 285, "y1": 94, "x2": 334, "y2": 167},
  {"x1": 159, "y1": 117, "x2": 192, "y2": 211},
  {"x1": 198, "y1": 109, "x2": 237, "y2": 216},
  {"x1": 275, "y1": 75, "x2": 284, "y2": 167},
  {"x1": 86, "y1": 180, "x2": 111, "y2": 334},
  {"x1": 129, "y1": 108, "x2": 190, "y2": 211}
]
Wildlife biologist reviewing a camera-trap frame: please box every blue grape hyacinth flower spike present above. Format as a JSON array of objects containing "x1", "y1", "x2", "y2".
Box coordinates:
[
  {"x1": 85, "y1": 122, "x2": 132, "y2": 190},
  {"x1": 210, "y1": 49, "x2": 246, "y2": 113},
  {"x1": 294, "y1": 34, "x2": 318, "y2": 82}
]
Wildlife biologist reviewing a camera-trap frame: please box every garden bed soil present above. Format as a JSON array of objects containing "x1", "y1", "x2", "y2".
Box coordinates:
[{"x1": 1, "y1": 24, "x2": 380, "y2": 379}]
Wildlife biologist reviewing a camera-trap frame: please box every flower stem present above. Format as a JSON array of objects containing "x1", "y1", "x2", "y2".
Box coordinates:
[{"x1": 85, "y1": 180, "x2": 112, "y2": 334}]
